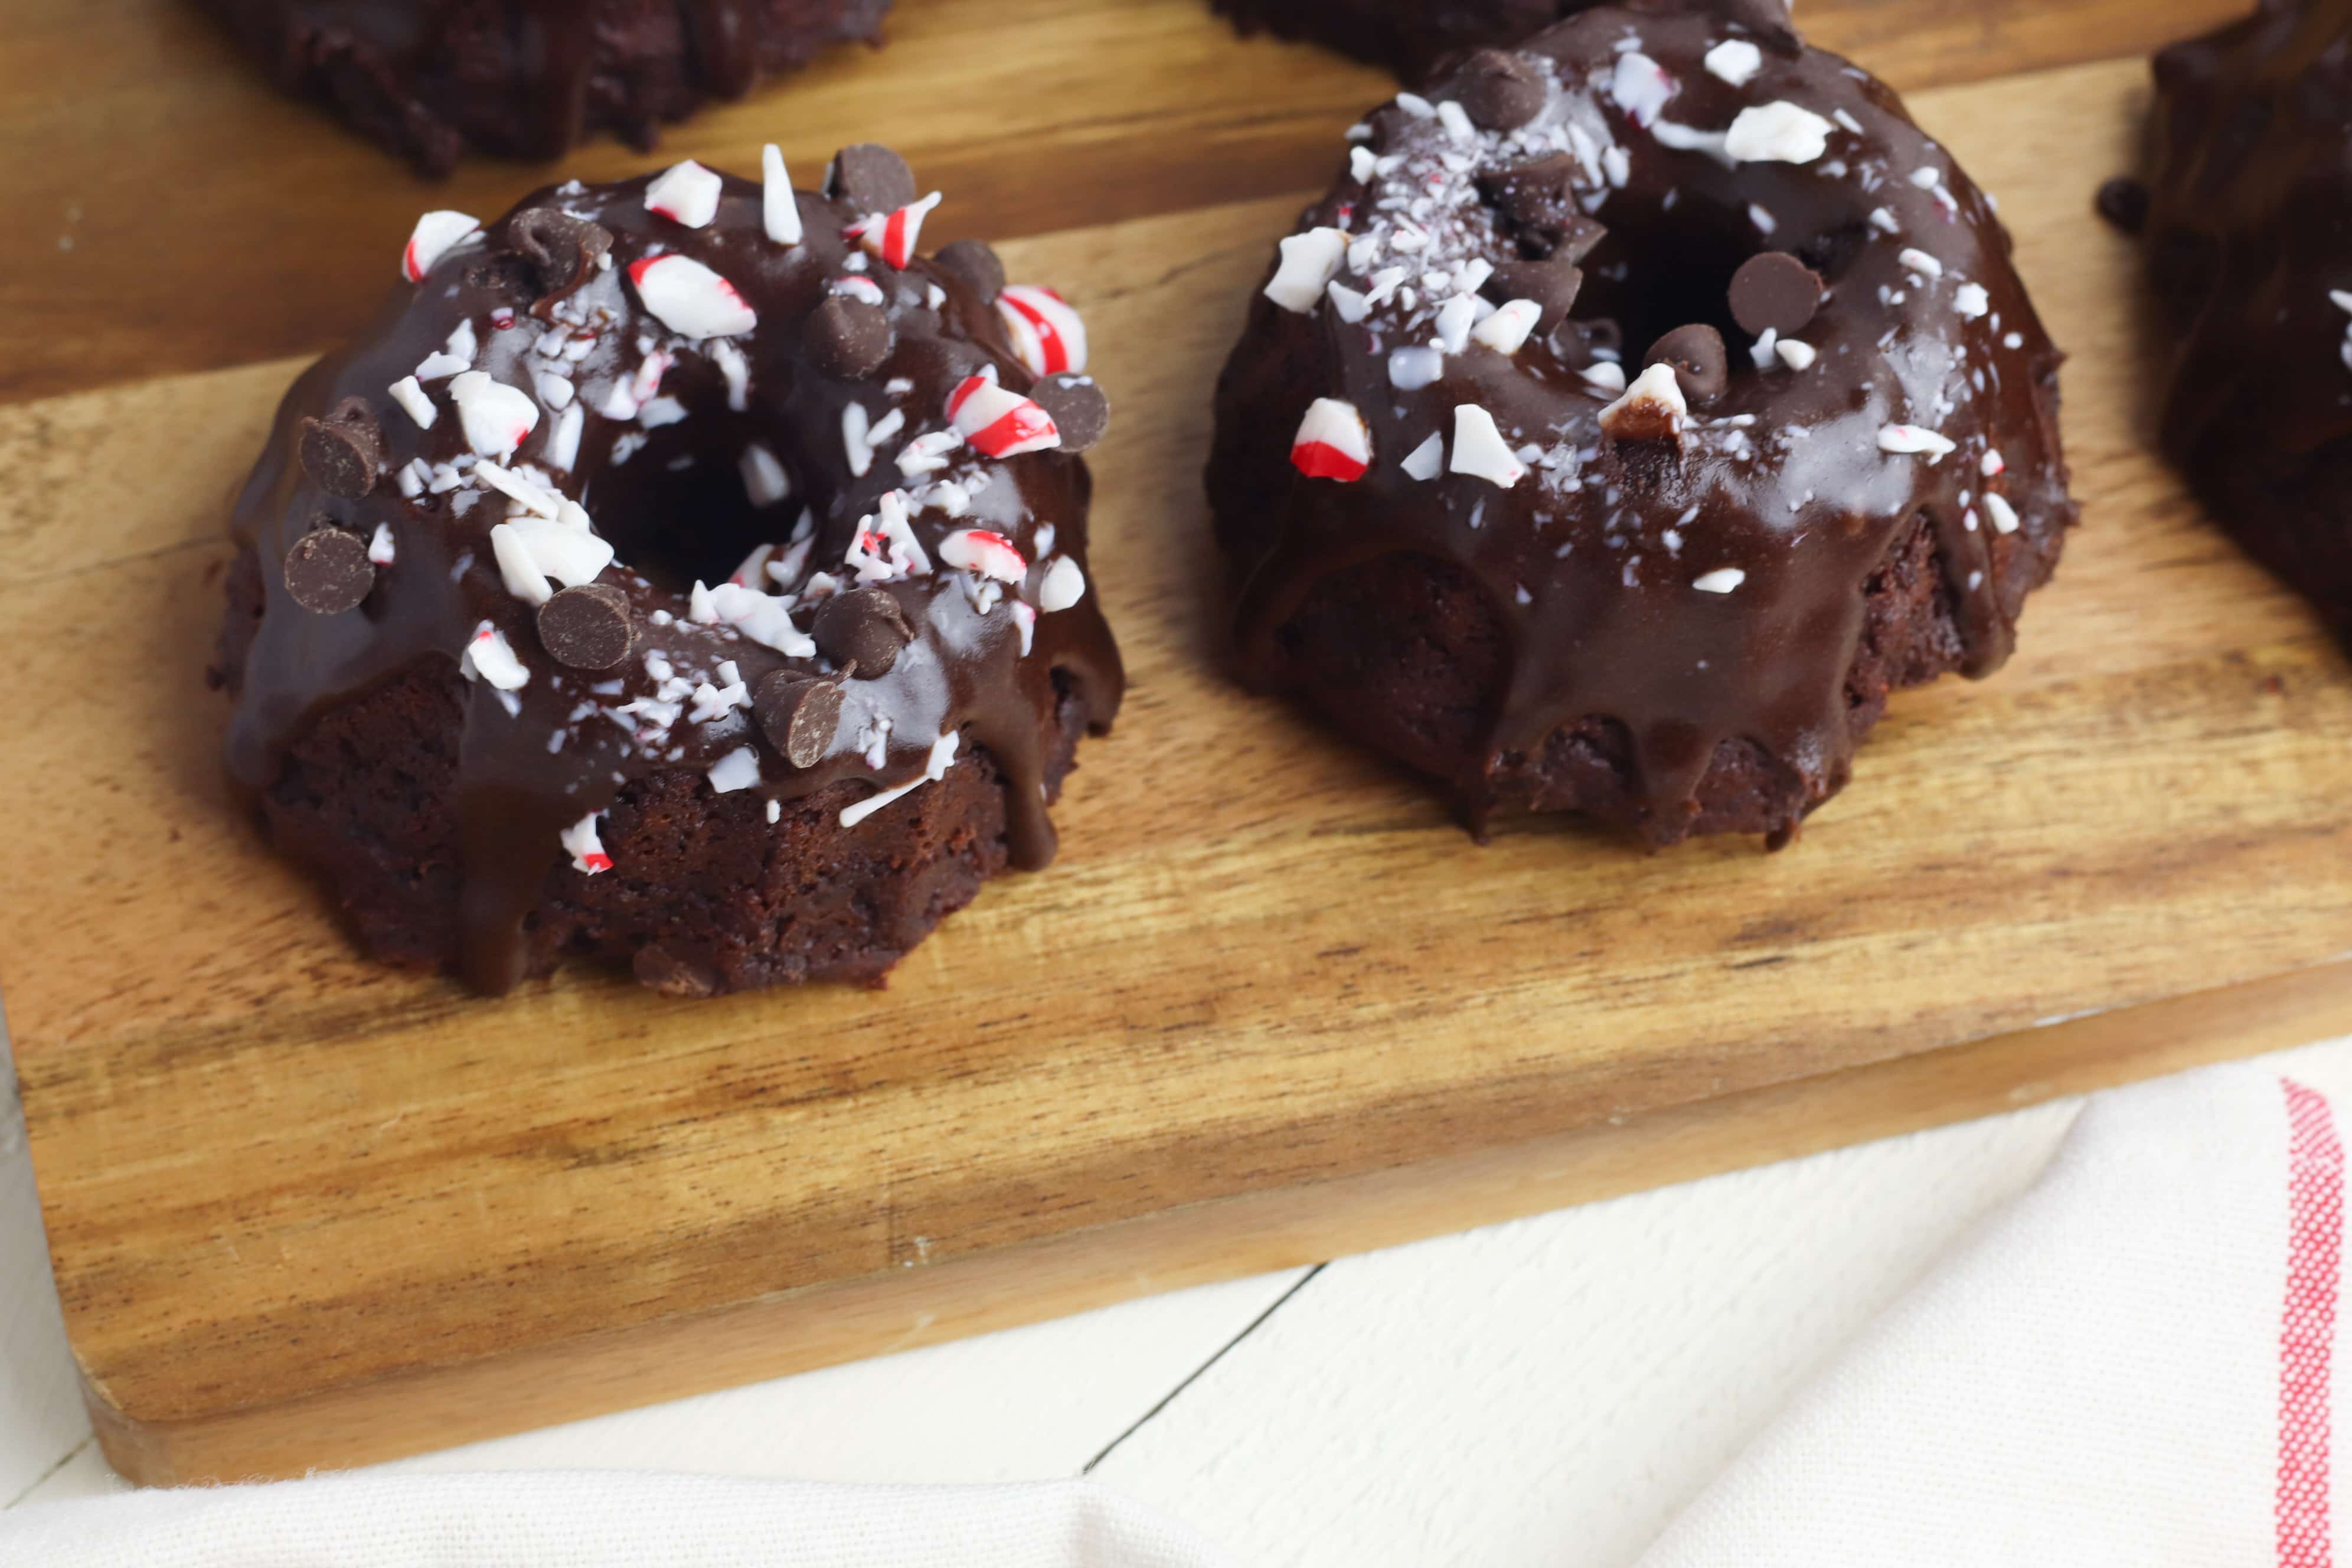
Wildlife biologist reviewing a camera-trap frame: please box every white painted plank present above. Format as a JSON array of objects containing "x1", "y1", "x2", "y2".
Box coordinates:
[
  {"x1": 0, "y1": 1018, "x2": 95, "y2": 1509},
  {"x1": 1096, "y1": 1037, "x2": 2352, "y2": 1567}
]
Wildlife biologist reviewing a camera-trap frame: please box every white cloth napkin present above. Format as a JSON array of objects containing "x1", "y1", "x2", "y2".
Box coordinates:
[
  {"x1": 1639, "y1": 1061, "x2": 2339, "y2": 1567},
  {"x1": 1, "y1": 1060, "x2": 2333, "y2": 1566}
]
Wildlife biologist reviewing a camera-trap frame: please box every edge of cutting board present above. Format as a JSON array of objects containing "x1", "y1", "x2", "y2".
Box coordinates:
[{"x1": 83, "y1": 956, "x2": 2352, "y2": 1486}]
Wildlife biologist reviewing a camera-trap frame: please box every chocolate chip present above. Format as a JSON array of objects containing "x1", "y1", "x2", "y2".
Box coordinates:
[
  {"x1": 806, "y1": 295, "x2": 893, "y2": 379},
  {"x1": 2095, "y1": 176, "x2": 2150, "y2": 235},
  {"x1": 1454, "y1": 49, "x2": 1546, "y2": 132},
  {"x1": 754, "y1": 669, "x2": 847, "y2": 769},
  {"x1": 282, "y1": 526, "x2": 375, "y2": 613},
  {"x1": 1644, "y1": 324, "x2": 1729, "y2": 406},
  {"x1": 1727, "y1": 251, "x2": 1824, "y2": 338},
  {"x1": 509, "y1": 208, "x2": 613, "y2": 318},
  {"x1": 298, "y1": 397, "x2": 383, "y2": 499},
  {"x1": 932, "y1": 238, "x2": 1005, "y2": 304},
  {"x1": 1482, "y1": 259, "x2": 1583, "y2": 332},
  {"x1": 535, "y1": 583, "x2": 633, "y2": 670},
  {"x1": 827, "y1": 143, "x2": 916, "y2": 214},
  {"x1": 1032, "y1": 374, "x2": 1109, "y2": 453},
  {"x1": 812, "y1": 588, "x2": 914, "y2": 677}
]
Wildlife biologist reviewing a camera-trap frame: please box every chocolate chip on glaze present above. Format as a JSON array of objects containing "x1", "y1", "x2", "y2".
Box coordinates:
[
  {"x1": 509, "y1": 209, "x2": 614, "y2": 318},
  {"x1": 535, "y1": 584, "x2": 634, "y2": 670},
  {"x1": 298, "y1": 397, "x2": 384, "y2": 498},
  {"x1": 806, "y1": 295, "x2": 894, "y2": 378},
  {"x1": 1643, "y1": 323, "x2": 1728, "y2": 406},
  {"x1": 827, "y1": 143, "x2": 916, "y2": 214},
  {"x1": 754, "y1": 669, "x2": 850, "y2": 768},
  {"x1": 1032, "y1": 374, "x2": 1111, "y2": 452},
  {"x1": 812, "y1": 588, "x2": 915, "y2": 676},
  {"x1": 1456, "y1": 49, "x2": 1547, "y2": 131},
  {"x1": 933, "y1": 239, "x2": 1006, "y2": 303},
  {"x1": 1727, "y1": 251, "x2": 1824, "y2": 338},
  {"x1": 1208, "y1": 2, "x2": 2075, "y2": 847},
  {"x1": 282, "y1": 526, "x2": 375, "y2": 613}
]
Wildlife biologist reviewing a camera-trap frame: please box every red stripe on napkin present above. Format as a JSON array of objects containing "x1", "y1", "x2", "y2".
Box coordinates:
[{"x1": 2279, "y1": 1077, "x2": 2343, "y2": 1568}]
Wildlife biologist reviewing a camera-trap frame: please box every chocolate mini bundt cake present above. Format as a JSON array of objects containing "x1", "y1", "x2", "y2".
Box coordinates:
[
  {"x1": 200, "y1": 0, "x2": 892, "y2": 174},
  {"x1": 214, "y1": 145, "x2": 1122, "y2": 995},
  {"x1": 1207, "y1": 0, "x2": 2074, "y2": 847},
  {"x1": 2105, "y1": 0, "x2": 2352, "y2": 651}
]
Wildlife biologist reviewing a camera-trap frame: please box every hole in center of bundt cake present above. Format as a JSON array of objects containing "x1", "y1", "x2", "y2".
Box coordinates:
[
  {"x1": 1572, "y1": 190, "x2": 1756, "y2": 368},
  {"x1": 570, "y1": 357, "x2": 802, "y2": 593}
]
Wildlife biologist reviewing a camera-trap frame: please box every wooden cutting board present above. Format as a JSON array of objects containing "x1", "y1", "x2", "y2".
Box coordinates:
[{"x1": 6, "y1": 0, "x2": 2346, "y2": 1490}]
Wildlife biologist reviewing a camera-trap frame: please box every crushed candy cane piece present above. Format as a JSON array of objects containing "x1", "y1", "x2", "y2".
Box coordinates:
[
  {"x1": 388, "y1": 375, "x2": 437, "y2": 429},
  {"x1": 855, "y1": 191, "x2": 942, "y2": 269},
  {"x1": 1983, "y1": 493, "x2": 2020, "y2": 534},
  {"x1": 628, "y1": 254, "x2": 757, "y2": 339},
  {"x1": 645, "y1": 159, "x2": 723, "y2": 227},
  {"x1": 560, "y1": 813, "x2": 613, "y2": 874},
  {"x1": 1290, "y1": 398, "x2": 1372, "y2": 482},
  {"x1": 1449, "y1": 404, "x2": 1525, "y2": 488},
  {"x1": 1724, "y1": 102, "x2": 1834, "y2": 164},
  {"x1": 1981, "y1": 448, "x2": 2006, "y2": 477},
  {"x1": 740, "y1": 443, "x2": 791, "y2": 507},
  {"x1": 1402, "y1": 432, "x2": 1445, "y2": 480},
  {"x1": 1037, "y1": 555, "x2": 1086, "y2": 612},
  {"x1": 1954, "y1": 282, "x2": 1990, "y2": 318},
  {"x1": 1470, "y1": 298, "x2": 1541, "y2": 355},
  {"x1": 1693, "y1": 568, "x2": 1746, "y2": 594},
  {"x1": 1704, "y1": 38, "x2": 1762, "y2": 86},
  {"x1": 996, "y1": 285, "x2": 1089, "y2": 376},
  {"x1": 1265, "y1": 227, "x2": 1350, "y2": 313},
  {"x1": 401, "y1": 210, "x2": 479, "y2": 282},
  {"x1": 460, "y1": 622, "x2": 530, "y2": 690},
  {"x1": 368, "y1": 523, "x2": 396, "y2": 566},
  {"x1": 447, "y1": 371, "x2": 539, "y2": 460},
  {"x1": 841, "y1": 733, "x2": 960, "y2": 828},
  {"x1": 946, "y1": 375, "x2": 1060, "y2": 457},
  {"x1": 762, "y1": 144, "x2": 802, "y2": 245},
  {"x1": 1878, "y1": 424, "x2": 1956, "y2": 460},
  {"x1": 707, "y1": 746, "x2": 762, "y2": 794},
  {"x1": 939, "y1": 528, "x2": 1027, "y2": 583}
]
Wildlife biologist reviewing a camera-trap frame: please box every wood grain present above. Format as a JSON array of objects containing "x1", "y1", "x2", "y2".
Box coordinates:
[
  {"x1": 0, "y1": 0, "x2": 2238, "y2": 403},
  {"x1": 7, "y1": 4, "x2": 2348, "y2": 1488}
]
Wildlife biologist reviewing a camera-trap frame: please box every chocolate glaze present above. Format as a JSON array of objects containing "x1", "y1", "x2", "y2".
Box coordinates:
[
  {"x1": 221, "y1": 161, "x2": 1122, "y2": 994},
  {"x1": 1208, "y1": 1, "x2": 2073, "y2": 844},
  {"x1": 1214, "y1": 0, "x2": 1598, "y2": 80},
  {"x1": 2125, "y1": 0, "x2": 2352, "y2": 650},
  {"x1": 199, "y1": 0, "x2": 892, "y2": 173}
]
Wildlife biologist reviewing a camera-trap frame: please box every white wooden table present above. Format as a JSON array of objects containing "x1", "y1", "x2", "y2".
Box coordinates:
[{"x1": 12, "y1": 1012, "x2": 2352, "y2": 1563}]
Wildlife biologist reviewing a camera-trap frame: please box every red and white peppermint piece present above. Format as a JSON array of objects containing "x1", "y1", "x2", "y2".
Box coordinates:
[
  {"x1": 1878, "y1": 423, "x2": 1956, "y2": 460},
  {"x1": 996, "y1": 285, "x2": 1089, "y2": 377},
  {"x1": 447, "y1": 371, "x2": 540, "y2": 460},
  {"x1": 1290, "y1": 397, "x2": 1373, "y2": 482},
  {"x1": 855, "y1": 192, "x2": 942, "y2": 270},
  {"x1": 492, "y1": 515, "x2": 615, "y2": 605},
  {"x1": 388, "y1": 375, "x2": 437, "y2": 430},
  {"x1": 461, "y1": 621, "x2": 531, "y2": 691},
  {"x1": 1010, "y1": 598, "x2": 1037, "y2": 656},
  {"x1": 740, "y1": 442, "x2": 792, "y2": 507},
  {"x1": 830, "y1": 275, "x2": 887, "y2": 307},
  {"x1": 939, "y1": 528, "x2": 1027, "y2": 583},
  {"x1": 762, "y1": 143, "x2": 803, "y2": 246},
  {"x1": 1982, "y1": 493, "x2": 2021, "y2": 534},
  {"x1": 368, "y1": 522, "x2": 397, "y2": 566},
  {"x1": 1449, "y1": 404, "x2": 1526, "y2": 488},
  {"x1": 1470, "y1": 298, "x2": 1542, "y2": 356},
  {"x1": 1980, "y1": 447, "x2": 2006, "y2": 478},
  {"x1": 946, "y1": 374, "x2": 1061, "y2": 458},
  {"x1": 560, "y1": 812, "x2": 613, "y2": 875},
  {"x1": 644, "y1": 160, "x2": 723, "y2": 228},
  {"x1": 628, "y1": 254, "x2": 757, "y2": 339},
  {"x1": 401, "y1": 210, "x2": 479, "y2": 282}
]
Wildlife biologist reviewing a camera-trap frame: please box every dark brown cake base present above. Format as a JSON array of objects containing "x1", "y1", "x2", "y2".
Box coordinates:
[
  {"x1": 1242, "y1": 508, "x2": 2064, "y2": 845},
  {"x1": 200, "y1": 0, "x2": 893, "y2": 174},
  {"x1": 2120, "y1": 0, "x2": 2352, "y2": 656},
  {"x1": 1212, "y1": 0, "x2": 1589, "y2": 79},
  {"x1": 215, "y1": 548, "x2": 1093, "y2": 997}
]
